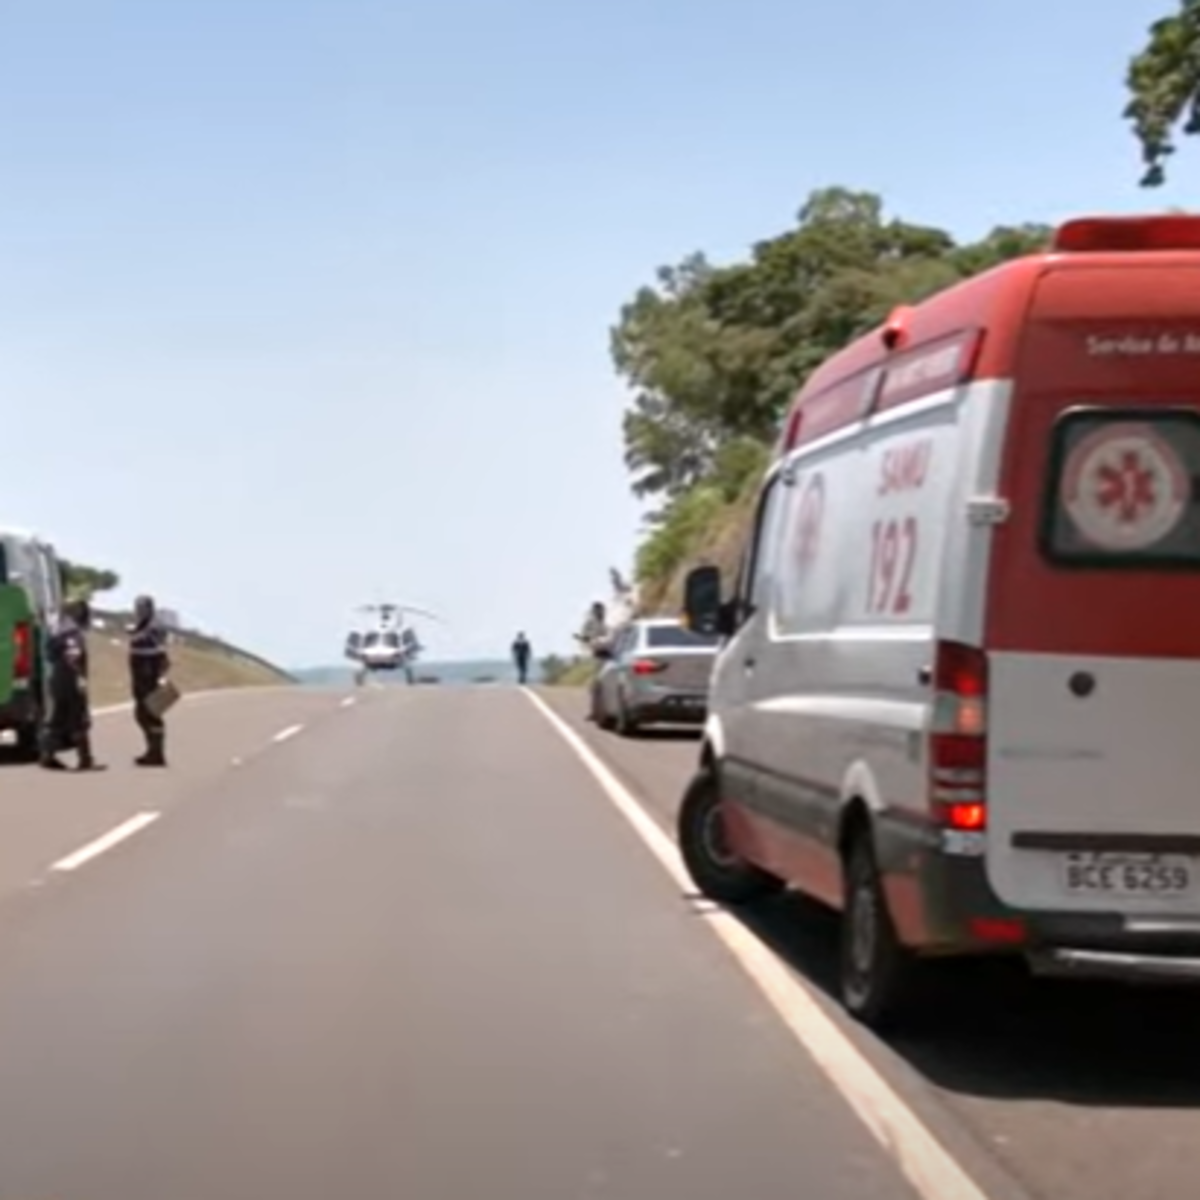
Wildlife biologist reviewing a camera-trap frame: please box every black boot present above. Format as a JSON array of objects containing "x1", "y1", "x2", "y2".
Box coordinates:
[
  {"x1": 75, "y1": 732, "x2": 105, "y2": 771},
  {"x1": 39, "y1": 729, "x2": 66, "y2": 770},
  {"x1": 135, "y1": 732, "x2": 166, "y2": 767}
]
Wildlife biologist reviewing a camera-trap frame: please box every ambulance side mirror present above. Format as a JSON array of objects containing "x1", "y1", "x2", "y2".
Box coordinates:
[{"x1": 684, "y1": 565, "x2": 730, "y2": 637}]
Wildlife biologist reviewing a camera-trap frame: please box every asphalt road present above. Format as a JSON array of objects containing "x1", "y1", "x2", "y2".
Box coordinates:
[
  {"x1": 537, "y1": 688, "x2": 1200, "y2": 1200},
  {"x1": 0, "y1": 683, "x2": 924, "y2": 1200},
  {"x1": 1, "y1": 681, "x2": 1197, "y2": 1200}
]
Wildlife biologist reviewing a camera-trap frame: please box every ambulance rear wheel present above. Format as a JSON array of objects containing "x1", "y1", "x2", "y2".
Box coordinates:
[
  {"x1": 840, "y1": 832, "x2": 918, "y2": 1030},
  {"x1": 677, "y1": 769, "x2": 784, "y2": 905}
]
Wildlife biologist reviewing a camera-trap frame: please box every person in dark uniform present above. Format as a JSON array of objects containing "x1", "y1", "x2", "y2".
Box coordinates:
[
  {"x1": 39, "y1": 598, "x2": 102, "y2": 772},
  {"x1": 128, "y1": 594, "x2": 170, "y2": 767},
  {"x1": 511, "y1": 631, "x2": 532, "y2": 685}
]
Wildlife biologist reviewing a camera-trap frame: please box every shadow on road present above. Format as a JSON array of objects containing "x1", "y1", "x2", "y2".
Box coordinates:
[
  {"x1": 713, "y1": 890, "x2": 1200, "y2": 1110},
  {"x1": 532, "y1": 691, "x2": 1200, "y2": 1112},
  {"x1": 626, "y1": 727, "x2": 703, "y2": 743}
]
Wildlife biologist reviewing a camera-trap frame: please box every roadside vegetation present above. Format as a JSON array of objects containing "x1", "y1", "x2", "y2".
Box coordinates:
[{"x1": 608, "y1": 186, "x2": 1051, "y2": 610}]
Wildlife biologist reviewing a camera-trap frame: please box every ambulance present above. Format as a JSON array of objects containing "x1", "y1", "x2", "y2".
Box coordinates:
[{"x1": 678, "y1": 214, "x2": 1200, "y2": 1029}]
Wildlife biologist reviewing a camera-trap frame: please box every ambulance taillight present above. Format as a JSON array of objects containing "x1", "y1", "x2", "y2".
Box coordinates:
[{"x1": 927, "y1": 641, "x2": 988, "y2": 831}]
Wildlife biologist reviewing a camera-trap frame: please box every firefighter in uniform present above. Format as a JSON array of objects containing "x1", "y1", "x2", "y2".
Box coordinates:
[
  {"x1": 128, "y1": 594, "x2": 170, "y2": 767},
  {"x1": 40, "y1": 598, "x2": 102, "y2": 771}
]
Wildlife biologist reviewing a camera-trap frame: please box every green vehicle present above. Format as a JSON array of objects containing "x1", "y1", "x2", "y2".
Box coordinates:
[
  {"x1": 0, "y1": 531, "x2": 64, "y2": 760},
  {"x1": 0, "y1": 583, "x2": 42, "y2": 758}
]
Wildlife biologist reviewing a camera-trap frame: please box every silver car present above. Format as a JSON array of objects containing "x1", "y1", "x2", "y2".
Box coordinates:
[{"x1": 589, "y1": 617, "x2": 719, "y2": 736}]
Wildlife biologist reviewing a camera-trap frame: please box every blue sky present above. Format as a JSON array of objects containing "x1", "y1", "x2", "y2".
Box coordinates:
[{"x1": 0, "y1": 0, "x2": 1191, "y2": 667}]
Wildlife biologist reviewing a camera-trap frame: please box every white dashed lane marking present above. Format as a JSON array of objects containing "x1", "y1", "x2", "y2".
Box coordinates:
[{"x1": 50, "y1": 812, "x2": 162, "y2": 873}]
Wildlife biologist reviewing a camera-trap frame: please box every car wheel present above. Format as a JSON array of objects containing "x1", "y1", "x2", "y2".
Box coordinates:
[
  {"x1": 677, "y1": 768, "x2": 784, "y2": 904},
  {"x1": 592, "y1": 686, "x2": 615, "y2": 730},
  {"x1": 615, "y1": 694, "x2": 641, "y2": 737},
  {"x1": 839, "y1": 829, "x2": 920, "y2": 1030}
]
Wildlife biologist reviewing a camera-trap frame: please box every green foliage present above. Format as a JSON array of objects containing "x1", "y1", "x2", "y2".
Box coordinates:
[
  {"x1": 635, "y1": 484, "x2": 728, "y2": 588},
  {"x1": 611, "y1": 185, "x2": 1052, "y2": 597},
  {"x1": 539, "y1": 654, "x2": 571, "y2": 684},
  {"x1": 709, "y1": 437, "x2": 771, "y2": 502},
  {"x1": 59, "y1": 558, "x2": 120, "y2": 601},
  {"x1": 557, "y1": 658, "x2": 597, "y2": 686},
  {"x1": 611, "y1": 186, "x2": 1050, "y2": 512},
  {"x1": 1126, "y1": 1, "x2": 1200, "y2": 186}
]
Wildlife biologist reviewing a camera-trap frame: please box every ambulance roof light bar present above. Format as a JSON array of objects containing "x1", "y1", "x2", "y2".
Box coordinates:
[{"x1": 1053, "y1": 214, "x2": 1200, "y2": 254}]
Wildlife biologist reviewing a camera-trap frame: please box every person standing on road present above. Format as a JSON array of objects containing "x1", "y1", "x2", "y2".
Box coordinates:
[
  {"x1": 128, "y1": 594, "x2": 171, "y2": 767},
  {"x1": 576, "y1": 601, "x2": 609, "y2": 656},
  {"x1": 39, "y1": 598, "x2": 102, "y2": 772},
  {"x1": 575, "y1": 602, "x2": 613, "y2": 722},
  {"x1": 511, "y1": 632, "x2": 532, "y2": 685}
]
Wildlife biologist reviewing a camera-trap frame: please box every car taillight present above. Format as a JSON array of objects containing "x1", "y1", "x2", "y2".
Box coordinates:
[
  {"x1": 13, "y1": 622, "x2": 31, "y2": 680},
  {"x1": 631, "y1": 658, "x2": 666, "y2": 676},
  {"x1": 928, "y1": 640, "x2": 988, "y2": 831}
]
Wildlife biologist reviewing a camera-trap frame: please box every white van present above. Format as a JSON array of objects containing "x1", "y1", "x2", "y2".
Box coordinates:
[{"x1": 678, "y1": 214, "x2": 1200, "y2": 1028}]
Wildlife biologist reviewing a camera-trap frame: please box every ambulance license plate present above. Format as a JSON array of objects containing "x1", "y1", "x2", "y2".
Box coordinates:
[{"x1": 1062, "y1": 852, "x2": 1194, "y2": 898}]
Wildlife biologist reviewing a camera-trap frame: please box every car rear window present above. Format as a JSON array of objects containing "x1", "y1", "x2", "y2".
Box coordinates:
[
  {"x1": 646, "y1": 624, "x2": 719, "y2": 648},
  {"x1": 1042, "y1": 408, "x2": 1200, "y2": 568}
]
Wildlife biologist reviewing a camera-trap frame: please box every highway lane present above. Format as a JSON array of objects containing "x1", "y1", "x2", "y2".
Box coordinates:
[
  {"x1": 0, "y1": 686, "x2": 355, "y2": 903},
  {"x1": 0, "y1": 683, "x2": 925, "y2": 1200},
  {"x1": 536, "y1": 687, "x2": 1200, "y2": 1200}
]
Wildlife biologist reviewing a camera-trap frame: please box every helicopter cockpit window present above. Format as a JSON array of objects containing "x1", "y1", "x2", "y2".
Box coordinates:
[
  {"x1": 363, "y1": 632, "x2": 381, "y2": 648},
  {"x1": 383, "y1": 632, "x2": 400, "y2": 648}
]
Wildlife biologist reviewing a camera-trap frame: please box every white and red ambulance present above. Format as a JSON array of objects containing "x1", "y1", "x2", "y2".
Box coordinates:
[{"x1": 678, "y1": 214, "x2": 1200, "y2": 1028}]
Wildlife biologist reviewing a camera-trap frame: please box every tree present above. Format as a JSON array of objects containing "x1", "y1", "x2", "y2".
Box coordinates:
[
  {"x1": 58, "y1": 558, "x2": 120, "y2": 601},
  {"x1": 539, "y1": 654, "x2": 570, "y2": 684},
  {"x1": 610, "y1": 186, "x2": 1051, "y2": 507},
  {"x1": 608, "y1": 187, "x2": 1052, "y2": 599},
  {"x1": 1126, "y1": 1, "x2": 1200, "y2": 186}
]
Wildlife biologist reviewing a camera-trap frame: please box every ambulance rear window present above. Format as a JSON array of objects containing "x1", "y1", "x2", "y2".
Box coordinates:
[{"x1": 1043, "y1": 409, "x2": 1200, "y2": 567}]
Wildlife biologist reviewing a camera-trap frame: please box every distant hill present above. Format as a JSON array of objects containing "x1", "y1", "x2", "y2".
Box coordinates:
[{"x1": 292, "y1": 659, "x2": 535, "y2": 688}]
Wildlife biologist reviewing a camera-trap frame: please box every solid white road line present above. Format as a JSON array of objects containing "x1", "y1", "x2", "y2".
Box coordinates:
[
  {"x1": 523, "y1": 688, "x2": 993, "y2": 1200},
  {"x1": 272, "y1": 724, "x2": 304, "y2": 744},
  {"x1": 51, "y1": 811, "x2": 161, "y2": 873}
]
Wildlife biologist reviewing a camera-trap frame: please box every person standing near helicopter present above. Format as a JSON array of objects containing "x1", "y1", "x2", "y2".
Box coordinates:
[{"x1": 511, "y1": 631, "x2": 532, "y2": 685}]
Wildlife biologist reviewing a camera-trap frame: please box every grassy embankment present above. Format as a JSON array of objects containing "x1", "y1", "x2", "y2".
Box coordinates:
[{"x1": 86, "y1": 610, "x2": 294, "y2": 709}]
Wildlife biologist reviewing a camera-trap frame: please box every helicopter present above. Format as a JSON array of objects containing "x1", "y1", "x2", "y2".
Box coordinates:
[{"x1": 343, "y1": 601, "x2": 442, "y2": 685}]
